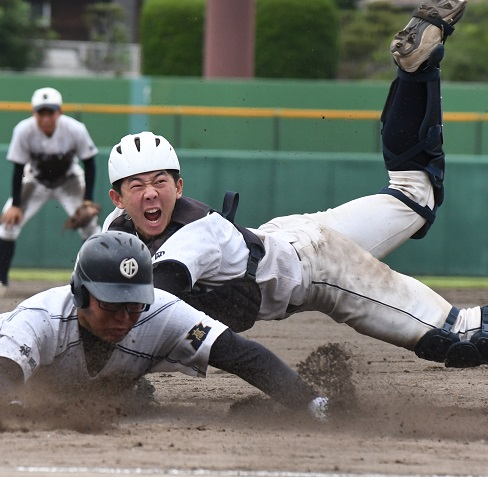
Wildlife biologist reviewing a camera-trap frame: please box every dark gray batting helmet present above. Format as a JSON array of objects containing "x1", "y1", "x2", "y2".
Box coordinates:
[{"x1": 70, "y1": 231, "x2": 154, "y2": 308}]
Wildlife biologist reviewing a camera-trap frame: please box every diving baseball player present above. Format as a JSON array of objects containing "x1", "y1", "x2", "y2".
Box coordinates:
[
  {"x1": 0, "y1": 231, "x2": 328, "y2": 421},
  {"x1": 0, "y1": 87, "x2": 101, "y2": 296},
  {"x1": 104, "y1": 1, "x2": 481, "y2": 368}
]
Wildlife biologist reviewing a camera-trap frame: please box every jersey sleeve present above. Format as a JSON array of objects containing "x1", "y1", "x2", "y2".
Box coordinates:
[
  {"x1": 152, "y1": 214, "x2": 250, "y2": 287},
  {"x1": 6, "y1": 120, "x2": 32, "y2": 165},
  {"x1": 73, "y1": 121, "x2": 99, "y2": 160},
  {"x1": 0, "y1": 307, "x2": 57, "y2": 382},
  {"x1": 147, "y1": 293, "x2": 228, "y2": 377}
]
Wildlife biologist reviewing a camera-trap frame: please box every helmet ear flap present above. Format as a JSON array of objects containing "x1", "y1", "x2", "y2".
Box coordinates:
[{"x1": 70, "y1": 271, "x2": 90, "y2": 308}]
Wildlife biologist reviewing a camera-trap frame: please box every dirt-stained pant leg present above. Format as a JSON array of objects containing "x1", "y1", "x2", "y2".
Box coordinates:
[
  {"x1": 312, "y1": 170, "x2": 433, "y2": 260},
  {"x1": 271, "y1": 216, "x2": 458, "y2": 351}
]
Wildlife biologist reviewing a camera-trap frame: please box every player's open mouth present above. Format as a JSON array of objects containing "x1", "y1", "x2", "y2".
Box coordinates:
[{"x1": 144, "y1": 208, "x2": 161, "y2": 223}]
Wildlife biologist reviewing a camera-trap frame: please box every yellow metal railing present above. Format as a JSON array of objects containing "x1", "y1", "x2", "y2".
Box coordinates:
[
  {"x1": 1, "y1": 101, "x2": 488, "y2": 122},
  {"x1": 1, "y1": 102, "x2": 486, "y2": 153}
]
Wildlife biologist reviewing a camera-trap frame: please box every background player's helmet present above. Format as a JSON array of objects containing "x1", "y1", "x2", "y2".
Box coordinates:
[
  {"x1": 31, "y1": 87, "x2": 63, "y2": 112},
  {"x1": 108, "y1": 131, "x2": 180, "y2": 184},
  {"x1": 70, "y1": 231, "x2": 154, "y2": 308}
]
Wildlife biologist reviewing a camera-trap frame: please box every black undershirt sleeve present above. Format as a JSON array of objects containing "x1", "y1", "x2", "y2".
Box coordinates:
[
  {"x1": 82, "y1": 157, "x2": 96, "y2": 201},
  {"x1": 11, "y1": 163, "x2": 24, "y2": 207},
  {"x1": 208, "y1": 329, "x2": 317, "y2": 411}
]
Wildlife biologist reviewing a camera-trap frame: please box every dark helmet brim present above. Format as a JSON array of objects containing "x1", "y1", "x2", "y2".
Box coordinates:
[{"x1": 84, "y1": 280, "x2": 154, "y2": 306}]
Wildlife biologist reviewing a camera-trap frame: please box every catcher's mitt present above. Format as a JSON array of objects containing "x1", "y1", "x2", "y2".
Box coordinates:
[{"x1": 64, "y1": 200, "x2": 101, "y2": 230}]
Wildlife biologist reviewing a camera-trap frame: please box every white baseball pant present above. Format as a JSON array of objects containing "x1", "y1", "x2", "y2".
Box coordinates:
[
  {"x1": 260, "y1": 170, "x2": 481, "y2": 349},
  {"x1": 0, "y1": 164, "x2": 100, "y2": 241}
]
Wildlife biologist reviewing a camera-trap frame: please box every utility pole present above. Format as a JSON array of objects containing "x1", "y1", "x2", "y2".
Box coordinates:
[{"x1": 203, "y1": 0, "x2": 255, "y2": 78}]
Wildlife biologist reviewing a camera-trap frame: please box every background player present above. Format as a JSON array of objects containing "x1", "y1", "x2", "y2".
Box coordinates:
[
  {"x1": 0, "y1": 87, "x2": 101, "y2": 296},
  {"x1": 0, "y1": 231, "x2": 328, "y2": 421}
]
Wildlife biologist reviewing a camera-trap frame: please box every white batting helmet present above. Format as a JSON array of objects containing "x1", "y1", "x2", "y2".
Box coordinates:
[{"x1": 108, "y1": 131, "x2": 180, "y2": 184}]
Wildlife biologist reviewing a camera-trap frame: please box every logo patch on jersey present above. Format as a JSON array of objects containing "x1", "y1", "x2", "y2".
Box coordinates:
[
  {"x1": 28, "y1": 357, "x2": 37, "y2": 371},
  {"x1": 120, "y1": 258, "x2": 139, "y2": 278},
  {"x1": 154, "y1": 251, "x2": 165, "y2": 260},
  {"x1": 187, "y1": 323, "x2": 211, "y2": 351},
  {"x1": 19, "y1": 344, "x2": 31, "y2": 357},
  {"x1": 19, "y1": 344, "x2": 37, "y2": 370}
]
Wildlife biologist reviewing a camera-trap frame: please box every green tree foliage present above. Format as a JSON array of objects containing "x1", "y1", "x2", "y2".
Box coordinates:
[
  {"x1": 139, "y1": 0, "x2": 488, "y2": 82},
  {"x1": 338, "y1": 2, "x2": 404, "y2": 79},
  {"x1": 140, "y1": 0, "x2": 205, "y2": 76},
  {"x1": 438, "y1": 2, "x2": 488, "y2": 82},
  {"x1": 335, "y1": 0, "x2": 359, "y2": 10},
  {"x1": 255, "y1": 0, "x2": 340, "y2": 79},
  {"x1": 337, "y1": 1, "x2": 488, "y2": 82},
  {"x1": 85, "y1": 3, "x2": 129, "y2": 74},
  {"x1": 141, "y1": 0, "x2": 340, "y2": 80},
  {"x1": 86, "y1": 3, "x2": 128, "y2": 44},
  {"x1": 0, "y1": 0, "x2": 47, "y2": 71}
]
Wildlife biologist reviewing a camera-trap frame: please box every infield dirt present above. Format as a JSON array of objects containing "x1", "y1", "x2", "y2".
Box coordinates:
[{"x1": 1, "y1": 280, "x2": 488, "y2": 476}]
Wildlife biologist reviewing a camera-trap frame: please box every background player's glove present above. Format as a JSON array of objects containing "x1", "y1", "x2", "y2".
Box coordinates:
[{"x1": 64, "y1": 200, "x2": 101, "y2": 230}]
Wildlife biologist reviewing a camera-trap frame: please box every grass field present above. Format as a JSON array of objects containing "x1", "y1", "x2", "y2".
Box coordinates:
[
  {"x1": 9, "y1": 268, "x2": 488, "y2": 288},
  {"x1": 416, "y1": 276, "x2": 488, "y2": 288},
  {"x1": 10, "y1": 268, "x2": 72, "y2": 281}
]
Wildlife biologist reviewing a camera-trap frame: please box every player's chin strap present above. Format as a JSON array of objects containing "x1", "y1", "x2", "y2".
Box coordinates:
[
  {"x1": 379, "y1": 65, "x2": 444, "y2": 240},
  {"x1": 416, "y1": 306, "x2": 488, "y2": 369}
]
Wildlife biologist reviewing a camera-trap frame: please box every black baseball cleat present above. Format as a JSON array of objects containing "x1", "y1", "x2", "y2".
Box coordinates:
[
  {"x1": 390, "y1": 0, "x2": 467, "y2": 73},
  {"x1": 445, "y1": 305, "x2": 488, "y2": 368},
  {"x1": 467, "y1": 305, "x2": 488, "y2": 365},
  {"x1": 445, "y1": 340, "x2": 481, "y2": 368}
]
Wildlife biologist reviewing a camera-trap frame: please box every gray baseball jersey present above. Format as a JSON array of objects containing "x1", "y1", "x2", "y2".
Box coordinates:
[
  {"x1": 0, "y1": 285, "x2": 227, "y2": 393},
  {"x1": 7, "y1": 114, "x2": 98, "y2": 175}
]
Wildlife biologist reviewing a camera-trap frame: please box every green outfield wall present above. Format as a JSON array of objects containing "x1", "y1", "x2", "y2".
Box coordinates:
[
  {"x1": 0, "y1": 74, "x2": 488, "y2": 155},
  {"x1": 0, "y1": 73, "x2": 487, "y2": 276},
  {"x1": 0, "y1": 147, "x2": 486, "y2": 277}
]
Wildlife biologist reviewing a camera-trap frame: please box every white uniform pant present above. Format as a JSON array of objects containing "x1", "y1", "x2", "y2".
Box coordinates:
[
  {"x1": 319, "y1": 170, "x2": 434, "y2": 259},
  {"x1": 0, "y1": 164, "x2": 100, "y2": 241},
  {"x1": 260, "y1": 171, "x2": 481, "y2": 350}
]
